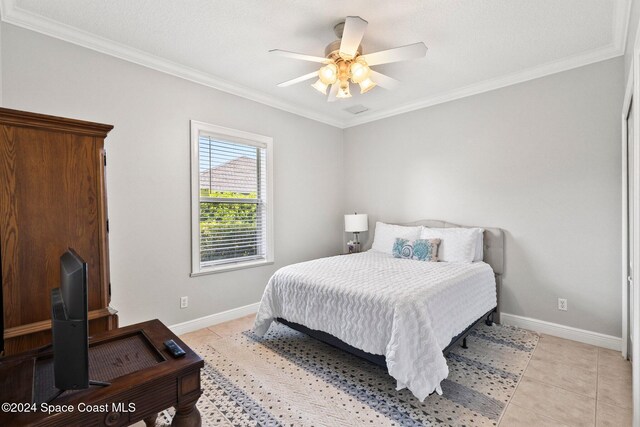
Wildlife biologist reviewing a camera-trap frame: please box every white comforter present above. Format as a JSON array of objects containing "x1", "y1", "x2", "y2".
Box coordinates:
[{"x1": 253, "y1": 250, "x2": 497, "y2": 401}]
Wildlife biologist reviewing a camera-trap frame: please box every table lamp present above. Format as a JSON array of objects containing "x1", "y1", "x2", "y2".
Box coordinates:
[{"x1": 344, "y1": 213, "x2": 368, "y2": 253}]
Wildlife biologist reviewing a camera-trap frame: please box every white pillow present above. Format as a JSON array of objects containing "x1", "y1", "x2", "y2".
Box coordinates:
[
  {"x1": 371, "y1": 222, "x2": 422, "y2": 254},
  {"x1": 473, "y1": 229, "x2": 484, "y2": 262},
  {"x1": 420, "y1": 227, "x2": 483, "y2": 263}
]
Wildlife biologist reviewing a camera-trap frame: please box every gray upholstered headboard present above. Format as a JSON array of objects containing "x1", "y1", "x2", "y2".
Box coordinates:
[
  {"x1": 397, "y1": 220, "x2": 504, "y2": 323},
  {"x1": 399, "y1": 220, "x2": 505, "y2": 276}
]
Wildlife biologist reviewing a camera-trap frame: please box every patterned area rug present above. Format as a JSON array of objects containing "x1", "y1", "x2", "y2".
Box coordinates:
[{"x1": 159, "y1": 322, "x2": 538, "y2": 427}]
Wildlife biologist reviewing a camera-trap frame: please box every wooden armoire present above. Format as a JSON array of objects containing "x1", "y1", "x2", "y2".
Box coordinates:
[{"x1": 0, "y1": 108, "x2": 118, "y2": 355}]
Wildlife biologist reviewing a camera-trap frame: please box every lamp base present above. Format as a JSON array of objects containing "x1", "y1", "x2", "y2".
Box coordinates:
[
  {"x1": 347, "y1": 243, "x2": 361, "y2": 254},
  {"x1": 352, "y1": 232, "x2": 361, "y2": 253}
]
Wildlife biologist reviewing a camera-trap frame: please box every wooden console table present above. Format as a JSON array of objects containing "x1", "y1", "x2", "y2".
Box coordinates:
[{"x1": 0, "y1": 319, "x2": 203, "y2": 426}]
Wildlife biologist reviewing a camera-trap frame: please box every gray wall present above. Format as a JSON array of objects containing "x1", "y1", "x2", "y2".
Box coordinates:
[
  {"x1": 626, "y1": 0, "x2": 640, "y2": 82},
  {"x1": 0, "y1": 22, "x2": 626, "y2": 337},
  {"x1": 344, "y1": 58, "x2": 624, "y2": 336},
  {"x1": 1, "y1": 23, "x2": 344, "y2": 327}
]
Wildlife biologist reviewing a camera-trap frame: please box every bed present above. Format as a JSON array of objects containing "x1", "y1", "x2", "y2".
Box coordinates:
[{"x1": 253, "y1": 220, "x2": 504, "y2": 401}]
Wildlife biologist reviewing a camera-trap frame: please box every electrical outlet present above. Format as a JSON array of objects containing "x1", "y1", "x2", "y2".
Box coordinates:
[
  {"x1": 180, "y1": 296, "x2": 188, "y2": 309},
  {"x1": 558, "y1": 298, "x2": 567, "y2": 311}
]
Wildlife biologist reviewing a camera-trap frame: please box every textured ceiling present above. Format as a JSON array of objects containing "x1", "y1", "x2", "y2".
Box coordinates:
[{"x1": 3, "y1": 0, "x2": 630, "y2": 127}]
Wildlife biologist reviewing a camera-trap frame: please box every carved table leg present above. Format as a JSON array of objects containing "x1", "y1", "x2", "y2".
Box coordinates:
[
  {"x1": 171, "y1": 399, "x2": 201, "y2": 427},
  {"x1": 143, "y1": 413, "x2": 158, "y2": 427}
]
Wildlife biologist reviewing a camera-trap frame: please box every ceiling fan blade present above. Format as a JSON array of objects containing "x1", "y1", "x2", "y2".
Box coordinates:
[
  {"x1": 269, "y1": 49, "x2": 329, "y2": 63},
  {"x1": 277, "y1": 72, "x2": 318, "y2": 87},
  {"x1": 361, "y1": 42, "x2": 427, "y2": 66},
  {"x1": 327, "y1": 83, "x2": 339, "y2": 102},
  {"x1": 339, "y1": 16, "x2": 368, "y2": 59},
  {"x1": 369, "y1": 70, "x2": 400, "y2": 90}
]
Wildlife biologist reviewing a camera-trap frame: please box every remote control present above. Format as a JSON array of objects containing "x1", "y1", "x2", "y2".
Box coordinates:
[{"x1": 164, "y1": 339, "x2": 186, "y2": 358}]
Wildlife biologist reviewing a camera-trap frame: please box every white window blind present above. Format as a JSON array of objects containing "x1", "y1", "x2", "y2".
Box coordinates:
[{"x1": 191, "y1": 121, "x2": 273, "y2": 275}]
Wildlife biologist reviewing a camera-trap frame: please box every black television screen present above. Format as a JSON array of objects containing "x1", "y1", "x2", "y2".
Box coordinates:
[
  {"x1": 51, "y1": 249, "x2": 89, "y2": 390},
  {"x1": 59, "y1": 250, "x2": 88, "y2": 320}
]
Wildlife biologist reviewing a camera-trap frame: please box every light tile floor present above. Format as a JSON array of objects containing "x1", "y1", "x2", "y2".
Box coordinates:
[{"x1": 175, "y1": 315, "x2": 632, "y2": 427}]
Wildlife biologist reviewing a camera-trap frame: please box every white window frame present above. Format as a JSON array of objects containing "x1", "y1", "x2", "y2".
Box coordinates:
[{"x1": 190, "y1": 120, "x2": 274, "y2": 276}]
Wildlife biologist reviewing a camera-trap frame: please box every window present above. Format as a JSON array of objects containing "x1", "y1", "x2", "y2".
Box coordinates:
[{"x1": 190, "y1": 121, "x2": 273, "y2": 275}]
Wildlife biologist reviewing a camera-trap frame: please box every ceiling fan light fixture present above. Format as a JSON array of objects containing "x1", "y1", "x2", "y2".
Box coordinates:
[
  {"x1": 339, "y1": 52, "x2": 356, "y2": 61},
  {"x1": 336, "y1": 81, "x2": 352, "y2": 99},
  {"x1": 318, "y1": 63, "x2": 338, "y2": 85},
  {"x1": 311, "y1": 79, "x2": 328, "y2": 94},
  {"x1": 358, "y1": 77, "x2": 377, "y2": 94},
  {"x1": 271, "y1": 16, "x2": 427, "y2": 102},
  {"x1": 349, "y1": 58, "x2": 371, "y2": 84}
]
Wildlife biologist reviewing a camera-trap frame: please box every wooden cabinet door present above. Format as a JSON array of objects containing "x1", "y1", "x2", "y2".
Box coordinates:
[{"x1": 0, "y1": 108, "x2": 114, "y2": 354}]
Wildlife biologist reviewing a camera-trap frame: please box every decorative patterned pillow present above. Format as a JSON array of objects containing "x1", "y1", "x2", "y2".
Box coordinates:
[
  {"x1": 371, "y1": 222, "x2": 422, "y2": 254},
  {"x1": 392, "y1": 238, "x2": 441, "y2": 261}
]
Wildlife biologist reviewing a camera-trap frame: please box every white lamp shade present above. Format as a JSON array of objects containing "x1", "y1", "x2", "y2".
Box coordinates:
[{"x1": 344, "y1": 214, "x2": 368, "y2": 232}]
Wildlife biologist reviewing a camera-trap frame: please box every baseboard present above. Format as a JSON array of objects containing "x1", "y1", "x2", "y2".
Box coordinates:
[
  {"x1": 169, "y1": 302, "x2": 260, "y2": 336},
  {"x1": 501, "y1": 313, "x2": 622, "y2": 351},
  {"x1": 168, "y1": 306, "x2": 622, "y2": 351}
]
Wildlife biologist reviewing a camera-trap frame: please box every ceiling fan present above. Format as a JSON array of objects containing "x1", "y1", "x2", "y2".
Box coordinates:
[{"x1": 270, "y1": 16, "x2": 427, "y2": 102}]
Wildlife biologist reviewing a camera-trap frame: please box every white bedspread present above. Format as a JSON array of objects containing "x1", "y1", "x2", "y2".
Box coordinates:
[{"x1": 253, "y1": 251, "x2": 497, "y2": 401}]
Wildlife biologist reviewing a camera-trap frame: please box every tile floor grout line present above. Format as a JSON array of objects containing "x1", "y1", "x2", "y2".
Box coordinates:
[
  {"x1": 495, "y1": 329, "x2": 541, "y2": 426},
  {"x1": 522, "y1": 338, "x2": 600, "y2": 400},
  {"x1": 507, "y1": 401, "x2": 571, "y2": 426},
  {"x1": 517, "y1": 375, "x2": 596, "y2": 426},
  {"x1": 592, "y1": 350, "x2": 634, "y2": 413},
  {"x1": 523, "y1": 359, "x2": 598, "y2": 400},
  {"x1": 506, "y1": 336, "x2": 600, "y2": 427},
  {"x1": 519, "y1": 353, "x2": 598, "y2": 399},
  {"x1": 521, "y1": 374, "x2": 597, "y2": 400}
]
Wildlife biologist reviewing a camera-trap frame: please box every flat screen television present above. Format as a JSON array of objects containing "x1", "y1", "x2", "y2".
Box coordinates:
[{"x1": 51, "y1": 249, "x2": 90, "y2": 390}]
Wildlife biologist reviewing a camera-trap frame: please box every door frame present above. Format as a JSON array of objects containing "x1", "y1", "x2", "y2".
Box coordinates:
[
  {"x1": 632, "y1": 34, "x2": 640, "y2": 427},
  {"x1": 623, "y1": 68, "x2": 632, "y2": 360}
]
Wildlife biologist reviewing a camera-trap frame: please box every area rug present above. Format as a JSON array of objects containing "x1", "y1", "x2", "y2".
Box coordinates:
[{"x1": 158, "y1": 322, "x2": 538, "y2": 427}]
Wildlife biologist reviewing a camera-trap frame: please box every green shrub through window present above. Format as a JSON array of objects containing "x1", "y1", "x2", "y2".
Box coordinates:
[{"x1": 197, "y1": 134, "x2": 267, "y2": 268}]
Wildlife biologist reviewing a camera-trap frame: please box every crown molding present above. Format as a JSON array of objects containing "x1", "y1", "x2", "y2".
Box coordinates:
[
  {"x1": 616, "y1": 0, "x2": 633, "y2": 55},
  {"x1": 346, "y1": 0, "x2": 630, "y2": 127},
  {"x1": 0, "y1": 0, "x2": 630, "y2": 130},
  {"x1": 344, "y1": 44, "x2": 624, "y2": 128},
  {"x1": 0, "y1": 0, "x2": 347, "y2": 129}
]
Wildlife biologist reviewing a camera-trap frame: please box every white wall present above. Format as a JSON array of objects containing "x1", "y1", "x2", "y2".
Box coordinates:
[
  {"x1": 1, "y1": 23, "x2": 344, "y2": 327},
  {"x1": 626, "y1": 0, "x2": 640, "y2": 81},
  {"x1": 1, "y1": 21, "x2": 627, "y2": 338},
  {"x1": 344, "y1": 58, "x2": 624, "y2": 337}
]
